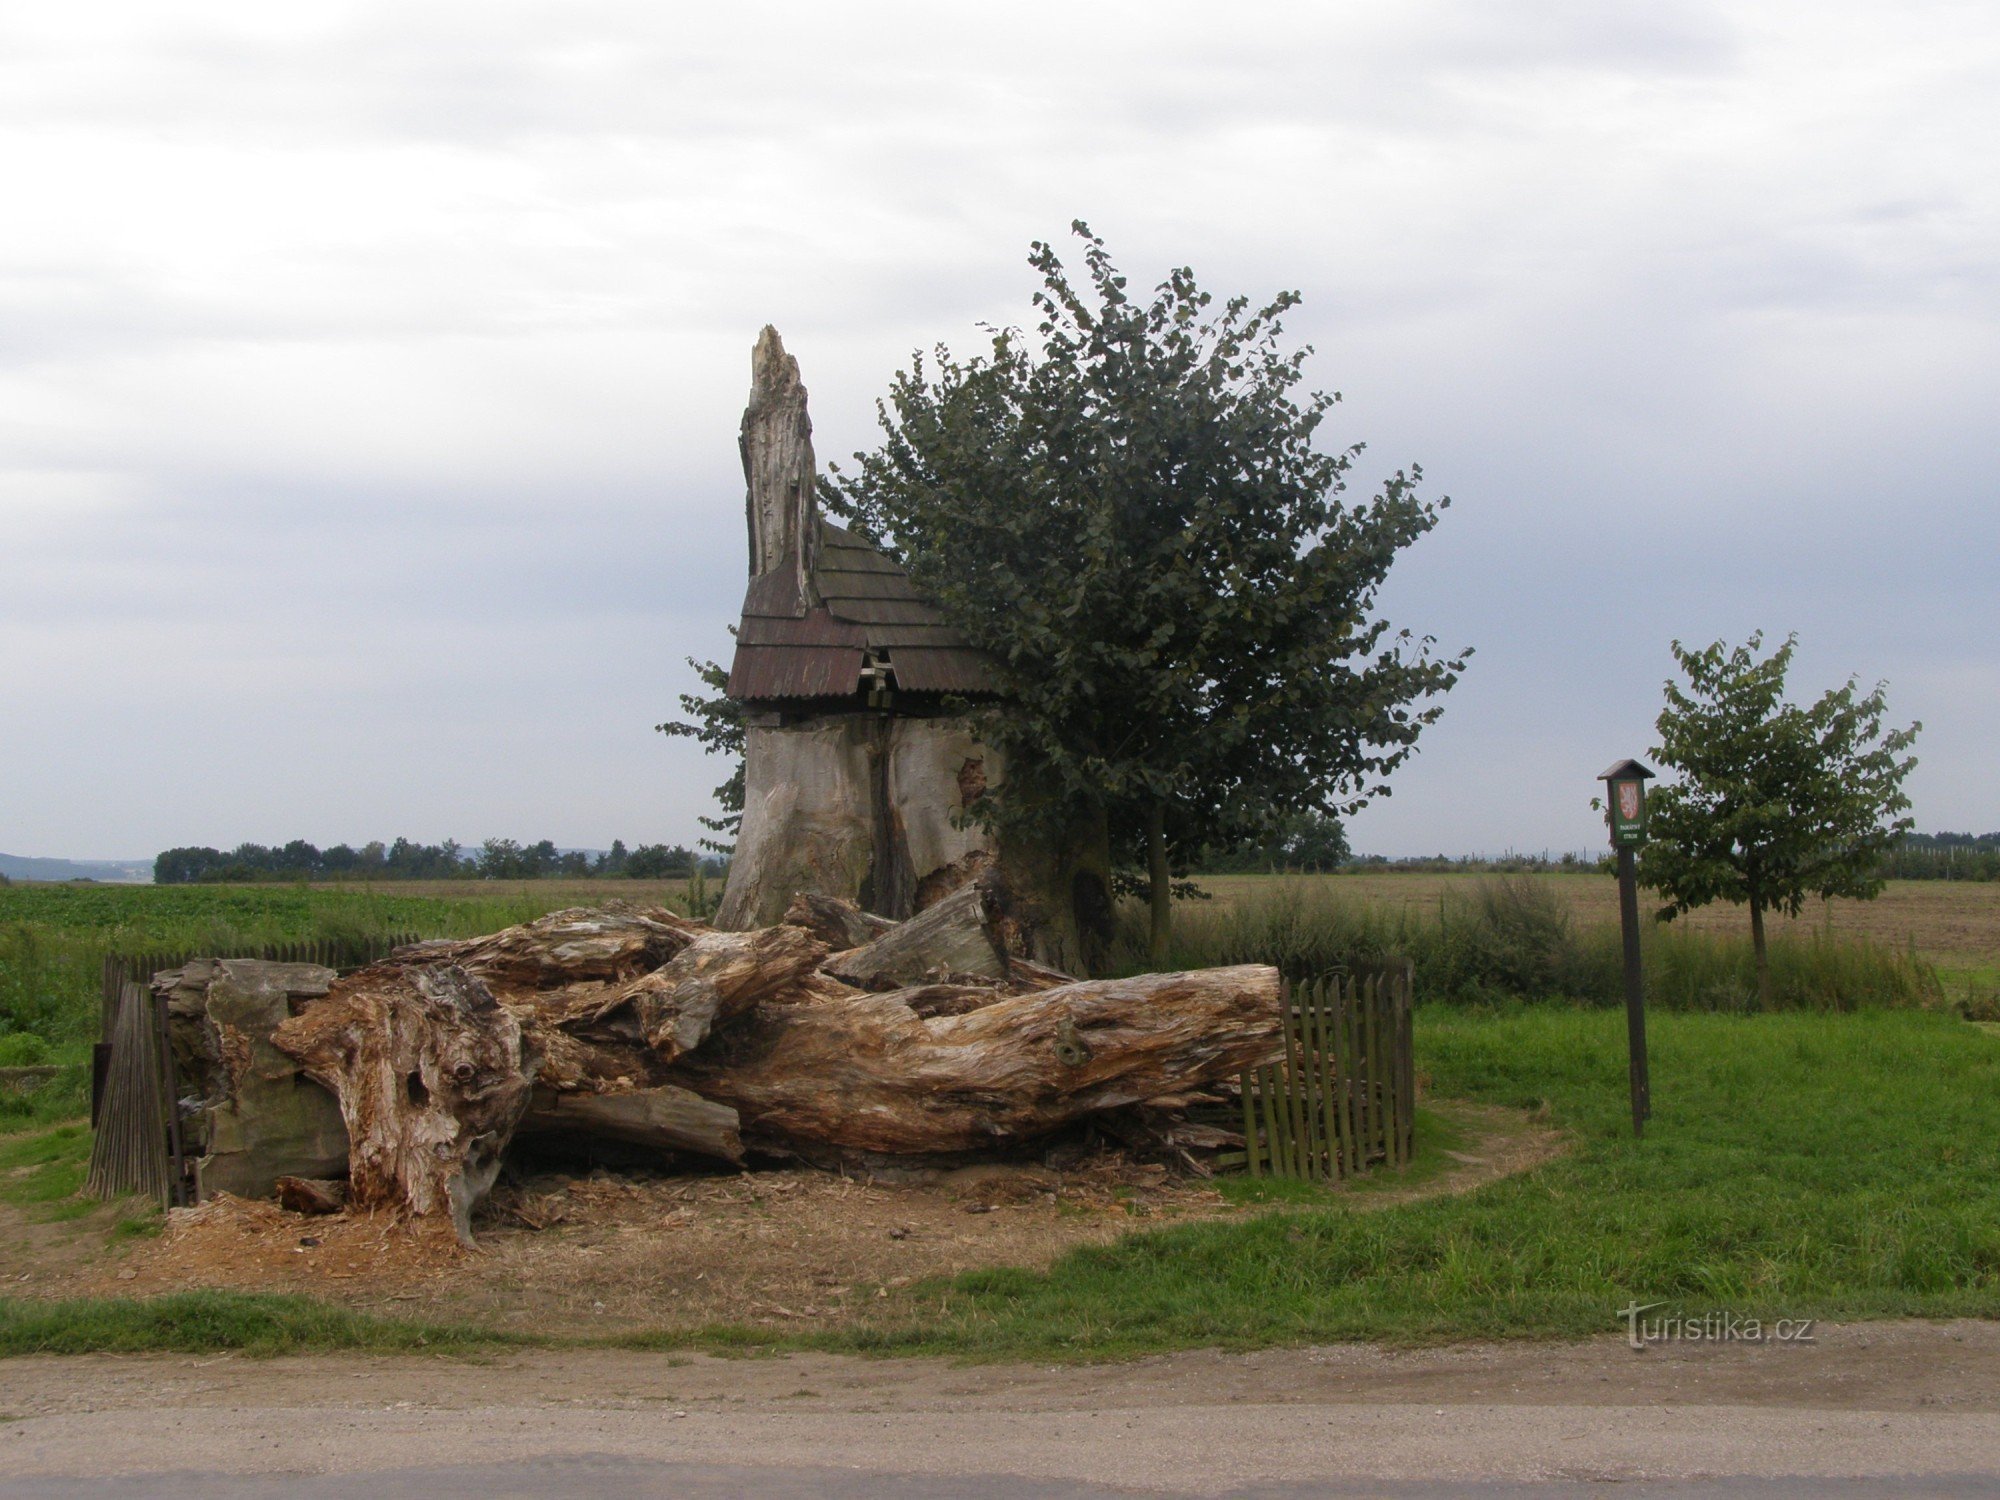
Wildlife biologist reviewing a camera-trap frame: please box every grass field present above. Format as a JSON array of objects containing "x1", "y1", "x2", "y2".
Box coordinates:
[
  {"x1": 1200, "y1": 871, "x2": 2000, "y2": 974},
  {"x1": 835, "y1": 1006, "x2": 2000, "y2": 1355},
  {"x1": 3, "y1": 872, "x2": 1990, "y2": 1051},
  {"x1": 1, "y1": 1006, "x2": 1994, "y2": 1357},
  {"x1": 0, "y1": 878, "x2": 703, "y2": 1048}
]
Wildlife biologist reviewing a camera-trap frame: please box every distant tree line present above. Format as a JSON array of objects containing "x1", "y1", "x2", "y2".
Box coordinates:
[
  {"x1": 153, "y1": 838, "x2": 722, "y2": 885},
  {"x1": 1877, "y1": 831, "x2": 2000, "y2": 881},
  {"x1": 1196, "y1": 812, "x2": 1354, "y2": 874}
]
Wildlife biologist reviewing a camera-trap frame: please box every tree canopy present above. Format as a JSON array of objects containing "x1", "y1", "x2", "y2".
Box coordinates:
[
  {"x1": 824, "y1": 223, "x2": 1467, "y2": 954},
  {"x1": 1639, "y1": 631, "x2": 1921, "y2": 999}
]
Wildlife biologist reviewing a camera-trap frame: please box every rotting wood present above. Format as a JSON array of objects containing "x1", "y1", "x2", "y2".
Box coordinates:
[
  {"x1": 780, "y1": 891, "x2": 897, "y2": 951},
  {"x1": 667, "y1": 966, "x2": 1285, "y2": 1157},
  {"x1": 230, "y1": 900, "x2": 1290, "y2": 1239},
  {"x1": 519, "y1": 1084, "x2": 744, "y2": 1163},
  {"x1": 274, "y1": 963, "x2": 537, "y2": 1246},
  {"x1": 392, "y1": 905, "x2": 700, "y2": 996},
  {"x1": 821, "y1": 876, "x2": 1009, "y2": 990},
  {"x1": 542, "y1": 924, "x2": 827, "y2": 1062},
  {"x1": 274, "y1": 1176, "x2": 348, "y2": 1215}
]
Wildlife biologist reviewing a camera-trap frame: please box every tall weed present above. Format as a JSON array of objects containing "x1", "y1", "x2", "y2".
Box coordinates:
[{"x1": 1111, "y1": 877, "x2": 1940, "y2": 1010}]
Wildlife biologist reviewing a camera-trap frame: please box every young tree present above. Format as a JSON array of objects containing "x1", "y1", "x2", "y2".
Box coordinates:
[
  {"x1": 1640, "y1": 632, "x2": 1921, "y2": 1003},
  {"x1": 825, "y1": 223, "x2": 1467, "y2": 959}
]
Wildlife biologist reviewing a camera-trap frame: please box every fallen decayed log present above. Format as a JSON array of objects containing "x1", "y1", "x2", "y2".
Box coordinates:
[
  {"x1": 669, "y1": 966, "x2": 1283, "y2": 1156},
  {"x1": 275, "y1": 963, "x2": 536, "y2": 1244},
  {"x1": 268, "y1": 890, "x2": 1284, "y2": 1242}
]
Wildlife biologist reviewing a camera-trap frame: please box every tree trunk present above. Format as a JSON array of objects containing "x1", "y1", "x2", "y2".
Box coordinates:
[
  {"x1": 519, "y1": 1085, "x2": 743, "y2": 1163},
  {"x1": 821, "y1": 875, "x2": 1009, "y2": 989},
  {"x1": 396, "y1": 904, "x2": 702, "y2": 992},
  {"x1": 264, "y1": 900, "x2": 1284, "y2": 1238},
  {"x1": 273, "y1": 963, "x2": 537, "y2": 1246},
  {"x1": 1749, "y1": 892, "x2": 1770, "y2": 1008},
  {"x1": 1147, "y1": 802, "x2": 1172, "y2": 966},
  {"x1": 542, "y1": 924, "x2": 828, "y2": 1063},
  {"x1": 669, "y1": 965, "x2": 1283, "y2": 1157},
  {"x1": 780, "y1": 891, "x2": 897, "y2": 951},
  {"x1": 716, "y1": 717, "x2": 880, "y2": 930},
  {"x1": 996, "y1": 803, "x2": 1113, "y2": 975}
]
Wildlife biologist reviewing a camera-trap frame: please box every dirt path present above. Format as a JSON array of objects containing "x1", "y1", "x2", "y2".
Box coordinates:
[
  {"x1": 0, "y1": 1320, "x2": 1995, "y2": 1492},
  {"x1": 46, "y1": 1101, "x2": 1563, "y2": 1337}
]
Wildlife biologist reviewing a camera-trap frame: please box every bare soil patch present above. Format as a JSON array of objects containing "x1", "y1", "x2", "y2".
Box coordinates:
[{"x1": 64, "y1": 1101, "x2": 1561, "y2": 1337}]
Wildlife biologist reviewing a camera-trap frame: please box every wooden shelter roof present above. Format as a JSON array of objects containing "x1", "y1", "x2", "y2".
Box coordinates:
[{"x1": 727, "y1": 520, "x2": 998, "y2": 702}]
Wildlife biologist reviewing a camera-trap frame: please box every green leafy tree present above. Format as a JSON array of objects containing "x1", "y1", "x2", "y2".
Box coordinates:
[
  {"x1": 825, "y1": 223, "x2": 1467, "y2": 958},
  {"x1": 1641, "y1": 632, "x2": 1921, "y2": 1003},
  {"x1": 658, "y1": 657, "x2": 744, "y2": 856}
]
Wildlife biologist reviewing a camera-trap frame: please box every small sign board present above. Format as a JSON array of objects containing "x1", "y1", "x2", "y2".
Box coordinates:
[{"x1": 1597, "y1": 759, "x2": 1655, "y2": 849}]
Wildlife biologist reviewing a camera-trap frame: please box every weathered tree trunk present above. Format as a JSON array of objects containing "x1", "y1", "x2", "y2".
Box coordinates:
[
  {"x1": 1147, "y1": 801, "x2": 1172, "y2": 966},
  {"x1": 263, "y1": 898, "x2": 1283, "y2": 1237},
  {"x1": 539, "y1": 924, "x2": 828, "y2": 1062},
  {"x1": 718, "y1": 718, "x2": 880, "y2": 931},
  {"x1": 669, "y1": 966, "x2": 1285, "y2": 1157},
  {"x1": 273, "y1": 964, "x2": 536, "y2": 1246},
  {"x1": 519, "y1": 1085, "x2": 743, "y2": 1163},
  {"x1": 394, "y1": 904, "x2": 700, "y2": 994},
  {"x1": 719, "y1": 715, "x2": 1001, "y2": 930},
  {"x1": 821, "y1": 876, "x2": 1009, "y2": 989},
  {"x1": 1749, "y1": 891, "x2": 1770, "y2": 1007},
  {"x1": 781, "y1": 891, "x2": 897, "y2": 951}
]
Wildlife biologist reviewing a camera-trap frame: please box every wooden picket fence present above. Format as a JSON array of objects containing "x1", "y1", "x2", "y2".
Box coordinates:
[
  {"x1": 88, "y1": 934, "x2": 420, "y2": 1207},
  {"x1": 1230, "y1": 964, "x2": 1416, "y2": 1181}
]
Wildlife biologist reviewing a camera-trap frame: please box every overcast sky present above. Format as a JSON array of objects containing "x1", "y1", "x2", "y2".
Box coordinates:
[{"x1": 3, "y1": 0, "x2": 1994, "y2": 862}]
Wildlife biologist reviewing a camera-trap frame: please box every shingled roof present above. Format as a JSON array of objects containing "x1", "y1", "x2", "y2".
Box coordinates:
[{"x1": 727, "y1": 519, "x2": 998, "y2": 702}]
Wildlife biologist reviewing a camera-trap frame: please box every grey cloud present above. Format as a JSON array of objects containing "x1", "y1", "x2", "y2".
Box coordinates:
[{"x1": 3, "y1": 0, "x2": 1995, "y2": 857}]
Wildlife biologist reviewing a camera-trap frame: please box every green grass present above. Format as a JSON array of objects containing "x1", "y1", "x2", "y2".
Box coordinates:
[
  {"x1": 822, "y1": 1008, "x2": 2000, "y2": 1357},
  {"x1": 0, "y1": 1124, "x2": 93, "y2": 1220},
  {"x1": 0, "y1": 1081, "x2": 89, "y2": 1134},
  {"x1": 0, "y1": 1291, "x2": 517, "y2": 1357},
  {"x1": 5, "y1": 1009, "x2": 1994, "y2": 1359},
  {"x1": 1213, "y1": 1102, "x2": 1470, "y2": 1207},
  {"x1": 0, "y1": 882, "x2": 672, "y2": 1048},
  {"x1": 1945, "y1": 964, "x2": 2000, "y2": 1021}
]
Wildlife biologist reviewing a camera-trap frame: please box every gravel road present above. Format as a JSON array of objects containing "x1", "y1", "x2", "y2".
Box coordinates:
[{"x1": 0, "y1": 1318, "x2": 1994, "y2": 1496}]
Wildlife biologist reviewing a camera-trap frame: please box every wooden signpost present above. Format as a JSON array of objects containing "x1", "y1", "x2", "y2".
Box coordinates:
[{"x1": 1599, "y1": 758, "x2": 1655, "y2": 1137}]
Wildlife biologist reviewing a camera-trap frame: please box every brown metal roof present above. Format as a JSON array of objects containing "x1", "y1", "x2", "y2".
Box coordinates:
[
  {"x1": 725, "y1": 605, "x2": 866, "y2": 700},
  {"x1": 884, "y1": 647, "x2": 1000, "y2": 695},
  {"x1": 726, "y1": 520, "x2": 998, "y2": 701}
]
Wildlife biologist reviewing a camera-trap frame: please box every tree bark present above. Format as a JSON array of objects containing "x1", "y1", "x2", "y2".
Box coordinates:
[
  {"x1": 780, "y1": 891, "x2": 897, "y2": 952},
  {"x1": 265, "y1": 901, "x2": 1283, "y2": 1238},
  {"x1": 273, "y1": 963, "x2": 536, "y2": 1246},
  {"x1": 1147, "y1": 802, "x2": 1172, "y2": 966},
  {"x1": 821, "y1": 876, "x2": 1009, "y2": 990},
  {"x1": 1749, "y1": 891, "x2": 1770, "y2": 1007},
  {"x1": 669, "y1": 965, "x2": 1284, "y2": 1157},
  {"x1": 519, "y1": 1085, "x2": 743, "y2": 1163}
]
